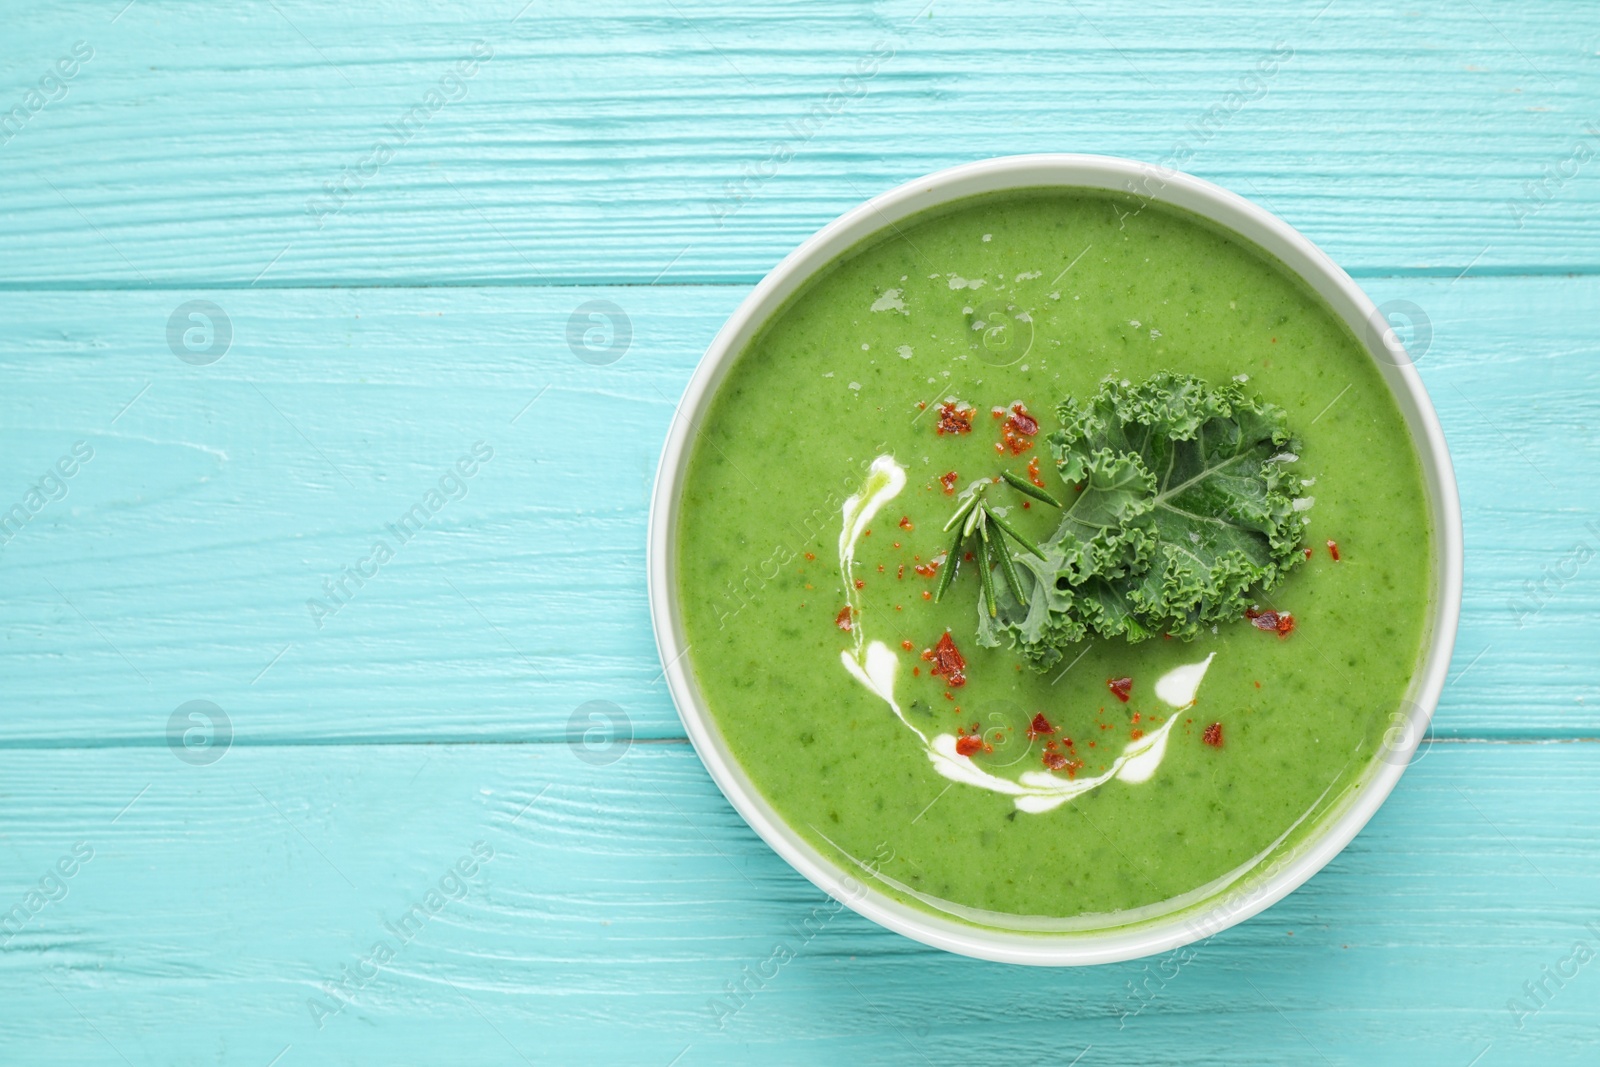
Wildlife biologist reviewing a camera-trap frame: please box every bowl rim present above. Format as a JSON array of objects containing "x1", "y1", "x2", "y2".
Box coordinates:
[{"x1": 646, "y1": 153, "x2": 1463, "y2": 966}]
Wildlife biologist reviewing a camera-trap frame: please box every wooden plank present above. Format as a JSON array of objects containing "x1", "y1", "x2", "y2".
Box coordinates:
[
  {"x1": 0, "y1": 276, "x2": 1593, "y2": 743},
  {"x1": 0, "y1": 0, "x2": 1597, "y2": 286},
  {"x1": 0, "y1": 740, "x2": 1594, "y2": 1064}
]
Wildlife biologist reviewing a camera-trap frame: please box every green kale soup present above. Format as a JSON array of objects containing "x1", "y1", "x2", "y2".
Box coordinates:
[{"x1": 674, "y1": 189, "x2": 1433, "y2": 931}]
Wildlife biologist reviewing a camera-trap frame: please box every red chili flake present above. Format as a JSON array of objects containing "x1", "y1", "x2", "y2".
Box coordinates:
[
  {"x1": 921, "y1": 591, "x2": 931, "y2": 600},
  {"x1": 804, "y1": 552, "x2": 815, "y2": 561},
  {"x1": 1304, "y1": 547, "x2": 1313, "y2": 560},
  {"x1": 1245, "y1": 608, "x2": 1296, "y2": 637},
  {"x1": 863, "y1": 529, "x2": 871, "y2": 537},
  {"x1": 1131, "y1": 712, "x2": 1141, "y2": 724},
  {"x1": 899, "y1": 516, "x2": 914, "y2": 531},
  {"x1": 916, "y1": 400, "x2": 928, "y2": 411},
  {"x1": 913, "y1": 557, "x2": 942, "y2": 578},
  {"x1": 1042, "y1": 751, "x2": 1083, "y2": 776},
  {"x1": 854, "y1": 578, "x2": 866, "y2": 590},
  {"x1": 1107, "y1": 677, "x2": 1133, "y2": 703},
  {"x1": 1202, "y1": 722, "x2": 1224, "y2": 748},
  {"x1": 954, "y1": 722, "x2": 991, "y2": 756},
  {"x1": 926, "y1": 632, "x2": 967, "y2": 687},
  {"x1": 1027, "y1": 713, "x2": 1054, "y2": 740},
  {"x1": 1254, "y1": 680, "x2": 1261, "y2": 689},
  {"x1": 892, "y1": 541, "x2": 901, "y2": 549},
  {"x1": 912, "y1": 667, "x2": 920, "y2": 676},
  {"x1": 897, "y1": 564, "x2": 905, "y2": 580},
  {"x1": 998, "y1": 402, "x2": 1039, "y2": 455},
  {"x1": 1327, "y1": 539, "x2": 1341, "y2": 562},
  {"x1": 876, "y1": 564, "x2": 884, "y2": 573},
  {"x1": 1130, "y1": 728, "x2": 1145, "y2": 741},
  {"x1": 834, "y1": 606, "x2": 854, "y2": 631},
  {"x1": 1026, "y1": 455, "x2": 1045, "y2": 488},
  {"x1": 963, "y1": 551, "x2": 974, "y2": 562},
  {"x1": 990, "y1": 406, "x2": 1006, "y2": 419},
  {"x1": 901, "y1": 640, "x2": 913, "y2": 651},
  {"x1": 939, "y1": 470, "x2": 959, "y2": 494},
  {"x1": 935, "y1": 400, "x2": 975, "y2": 436}
]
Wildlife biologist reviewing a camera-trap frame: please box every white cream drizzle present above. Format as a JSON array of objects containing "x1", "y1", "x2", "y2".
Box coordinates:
[{"x1": 836, "y1": 455, "x2": 1218, "y2": 815}]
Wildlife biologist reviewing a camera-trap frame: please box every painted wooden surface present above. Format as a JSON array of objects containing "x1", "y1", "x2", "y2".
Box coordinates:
[{"x1": 2, "y1": 0, "x2": 1598, "y2": 1062}]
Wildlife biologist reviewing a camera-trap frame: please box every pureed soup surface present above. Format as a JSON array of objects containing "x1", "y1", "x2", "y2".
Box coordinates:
[{"x1": 675, "y1": 188, "x2": 1433, "y2": 931}]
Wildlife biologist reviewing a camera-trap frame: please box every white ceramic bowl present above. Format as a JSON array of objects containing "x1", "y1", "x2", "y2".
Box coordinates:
[{"x1": 647, "y1": 154, "x2": 1462, "y2": 966}]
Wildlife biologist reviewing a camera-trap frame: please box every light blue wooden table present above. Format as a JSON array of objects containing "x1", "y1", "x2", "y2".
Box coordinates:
[{"x1": 3, "y1": 1, "x2": 1598, "y2": 1063}]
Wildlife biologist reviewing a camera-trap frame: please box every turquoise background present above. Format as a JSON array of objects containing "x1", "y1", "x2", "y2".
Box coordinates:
[{"x1": 2, "y1": 1, "x2": 1598, "y2": 1063}]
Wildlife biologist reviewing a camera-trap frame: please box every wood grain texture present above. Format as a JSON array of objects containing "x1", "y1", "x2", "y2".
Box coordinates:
[
  {"x1": 0, "y1": 741, "x2": 1595, "y2": 1066},
  {"x1": 1, "y1": 1, "x2": 1599, "y2": 286},
  {"x1": 0, "y1": 277, "x2": 1595, "y2": 743},
  {"x1": 3, "y1": 0, "x2": 1598, "y2": 1061}
]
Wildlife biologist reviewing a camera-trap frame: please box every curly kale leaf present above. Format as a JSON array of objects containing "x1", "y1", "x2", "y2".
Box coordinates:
[{"x1": 978, "y1": 373, "x2": 1309, "y2": 669}]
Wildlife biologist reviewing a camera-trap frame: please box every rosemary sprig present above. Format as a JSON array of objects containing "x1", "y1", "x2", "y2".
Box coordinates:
[
  {"x1": 932, "y1": 469, "x2": 1063, "y2": 604},
  {"x1": 977, "y1": 516, "x2": 998, "y2": 618},
  {"x1": 1001, "y1": 469, "x2": 1063, "y2": 508},
  {"x1": 994, "y1": 526, "x2": 1027, "y2": 605},
  {"x1": 984, "y1": 506, "x2": 1046, "y2": 560},
  {"x1": 934, "y1": 517, "x2": 963, "y2": 602}
]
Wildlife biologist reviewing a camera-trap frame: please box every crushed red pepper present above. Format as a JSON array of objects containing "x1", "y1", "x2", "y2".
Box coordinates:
[
  {"x1": 1202, "y1": 722, "x2": 1224, "y2": 748},
  {"x1": 924, "y1": 632, "x2": 967, "y2": 687},
  {"x1": 1107, "y1": 676, "x2": 1133, "y2": 702},
  {"x1": 1008, "y1": 402, "x2": 1039, "y2": 436},
  {"x1": 854, "y1": 578, "x2": 866, "y2": 590},
  {"x1": 1027, "y1": 455, "x2": 1045, "y2": 487},
  {"x1": 939, "y1": 470, "x2": 959, "y2": 494},
  {"x1": 899, "y1": 516, "x2": 914, "y2": 531},
  {"x1": 1042, "y1": 751, "x2": 1084, "y2": 776},
  {"x1": 834, "y1": 606, "x2": 854, "y2": 631},
  {"x1": 913, "y1": 557, "x2": 941, "y2": 578},
  {"x1": 901, "y1": 640, "x2": 913, "y2": 651},
  {"x1": 955, "y1": 722, "x2": 991, "y2": 757},
  {"x1": 1327, "y1": 539, "x2": 1341, "y2": 562},
  {"x1": 1027, "y1": 712, "x2": 1054, "y2": 740},
  {"x1": 935, "y1": 400, "x2": 975, "y2": 436},
  {"x1": 999, "y1": 402, "x2": 1039, "y2": 455},
  {"x1": 1246, "y1": 608, "x2": 1296, "y2": 637}
]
